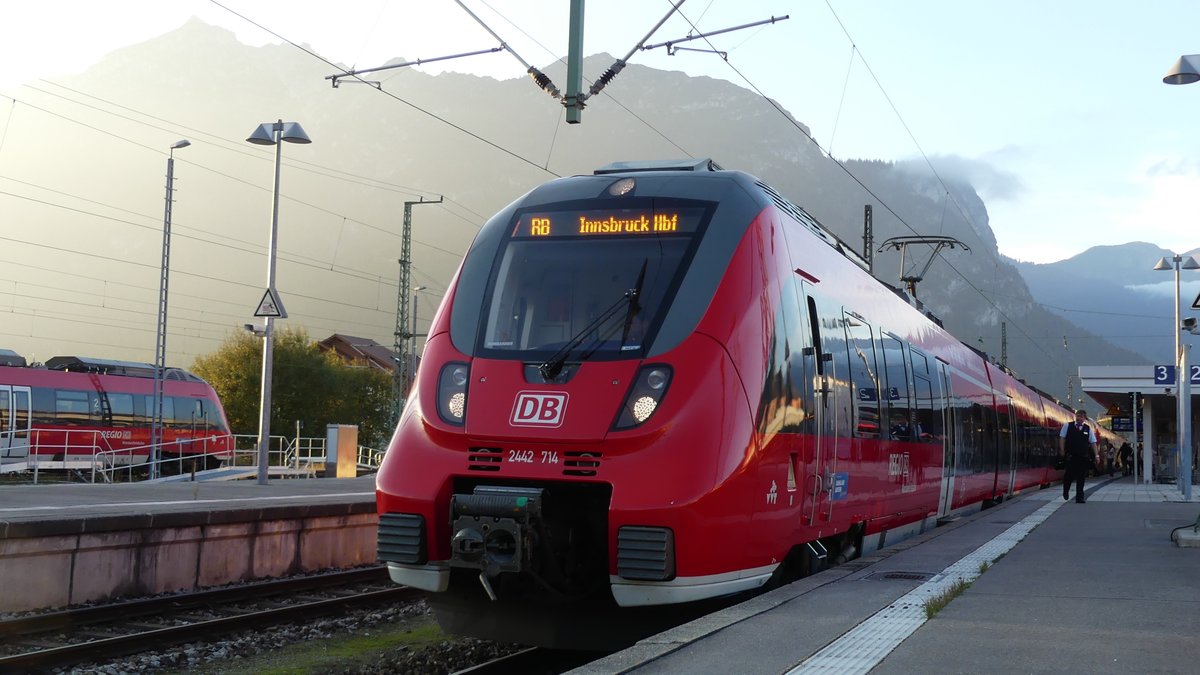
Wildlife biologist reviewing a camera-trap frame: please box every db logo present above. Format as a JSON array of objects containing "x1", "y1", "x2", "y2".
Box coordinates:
[{"x1": 511, "y1": 391, "x2": 568, "y2": 428}]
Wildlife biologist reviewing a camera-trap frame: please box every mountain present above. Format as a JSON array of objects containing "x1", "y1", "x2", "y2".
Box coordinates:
[
  {"x1": 1011, "y1": 243, "x2": 1200, "y2": 363},
  {"x1": 3, "y1": 19, "x2": 1147, "y2": 404}
]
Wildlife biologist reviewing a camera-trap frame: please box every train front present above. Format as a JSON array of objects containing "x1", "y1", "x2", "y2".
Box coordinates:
[{"x1": 376, "y1": 162, "x2": 769, "y2": 648}]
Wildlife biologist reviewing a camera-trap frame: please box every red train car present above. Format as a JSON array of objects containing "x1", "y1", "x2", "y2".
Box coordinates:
[
  {"x1": 375, "y1": 160, "x2": 1081, "y2": 648},
  {"x1": 0, "y1": 354, "x2": 232, "y2": 468}
]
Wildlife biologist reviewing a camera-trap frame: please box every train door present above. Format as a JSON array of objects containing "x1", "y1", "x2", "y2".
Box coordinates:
[
  {"x1": 803, "y1": 290, "x2": 838, "y2": 525},
  {"x1": 1, "y1": 385, "x2": 31, "y2": 458},
  {"x1": 999, "y1": 399, "x2": 1017, "y2": 497},
  {"x1": 936, "y1": 362, "x2": 955, "y2": 517}
]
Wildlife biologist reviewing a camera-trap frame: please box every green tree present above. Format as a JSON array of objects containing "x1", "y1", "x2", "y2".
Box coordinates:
[{"x1": 192, "y1": 327, "x2": 394, "y2": 448}]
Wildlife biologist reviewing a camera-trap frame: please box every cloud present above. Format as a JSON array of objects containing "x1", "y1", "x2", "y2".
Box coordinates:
[
  {"x1": 1145, "y1": 157, "x2": 1200, "y2": 177},
  {"x1": 898, "y1": 153, "x2": 1025, "y2": 201}
]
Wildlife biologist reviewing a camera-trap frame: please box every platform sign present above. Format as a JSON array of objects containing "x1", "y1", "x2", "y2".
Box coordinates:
[
  {"x1": 1154, "y1": 364, "x2": 1200, "y2": 385},
  {"x1": 1111, "y1": 417, "x2": 1133, "y2": 432}
]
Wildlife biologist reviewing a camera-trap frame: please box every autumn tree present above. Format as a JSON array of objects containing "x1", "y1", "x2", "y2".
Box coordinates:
[{"x1": 192, "y1": 327, "x2": 394, "y2": 448}]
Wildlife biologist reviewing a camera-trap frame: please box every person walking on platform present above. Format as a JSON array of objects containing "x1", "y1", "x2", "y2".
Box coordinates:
[
  {"x1": 1059, "y1": 409, "x2": 1097, "y2": 503},
  {"x1": 1105, "y1": 442, "x2": 1116, "y2": 477},
  {"x1": 1119, "y1": 441, "x2": 1134, "y2": 476}
]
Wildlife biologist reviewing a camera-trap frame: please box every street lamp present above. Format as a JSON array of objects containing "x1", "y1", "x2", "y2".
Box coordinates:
[
  {"x1": 1164, "y1": 55, "x2": 1200, "y2": 85},
  {"x1": 1153, "y1": 253, "x2": 1199, "y2": 498},
  {"x1": 151, "y1": 139, "x2": 190, "y2": 480},
  {"x1": 246, "y1": 120, "x2": 310, "y2": 485}
]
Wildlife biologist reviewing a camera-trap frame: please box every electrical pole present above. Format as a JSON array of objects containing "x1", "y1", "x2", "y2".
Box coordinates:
[
  {"x1": 862, "y1": 204, "x2": 873, "y2": 275},
  {"x1": 393, "y1": 197, "x2": 442, "y2": 428},
  {"x1": 1001, "y1": 322, "x2": 1007, "y2": 368}
]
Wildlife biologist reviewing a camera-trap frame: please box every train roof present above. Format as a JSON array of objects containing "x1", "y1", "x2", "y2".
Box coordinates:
[
  {"x1": 43, "y1": 355, "x2": 204, "y2": 382},
  {"x1": 0, "y1": 349, "x2": 26, "y2": 367}
]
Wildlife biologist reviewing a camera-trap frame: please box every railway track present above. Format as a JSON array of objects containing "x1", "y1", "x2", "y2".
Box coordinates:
[{"x1": 0, "y1": 566, "x2": 418, "y2": 672}]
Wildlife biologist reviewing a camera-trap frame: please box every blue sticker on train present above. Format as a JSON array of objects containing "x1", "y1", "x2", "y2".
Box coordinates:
[{"x1": 831, "y1": 472, "x2": 849, "y2": 500}]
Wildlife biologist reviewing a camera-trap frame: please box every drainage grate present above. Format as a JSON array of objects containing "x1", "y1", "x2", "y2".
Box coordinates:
[{"x1": 866, "y1": 571, "x2": 934, "y2": 582}]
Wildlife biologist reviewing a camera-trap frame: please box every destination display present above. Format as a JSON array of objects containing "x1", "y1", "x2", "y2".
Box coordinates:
[{"x1": 513, "y1": 207, "x2": 706, "y2": 238}]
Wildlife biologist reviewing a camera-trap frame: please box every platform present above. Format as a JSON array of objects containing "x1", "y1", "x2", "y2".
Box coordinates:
[
  {"x1": 578, "y1": 477, "x2": 1200, "y2": 674},
  {"x1": 0, "y1": 476, "x2": 378, "y2": 612}
]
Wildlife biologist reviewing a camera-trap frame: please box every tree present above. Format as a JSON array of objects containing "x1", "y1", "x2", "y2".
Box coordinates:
[{"x1": 192, "y1": 327, "x2": 394, "y2": 448}]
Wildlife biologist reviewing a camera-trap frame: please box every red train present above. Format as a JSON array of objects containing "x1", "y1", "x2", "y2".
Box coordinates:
[
  {"x1": 0, "y1": 353, "x2": 232, "y2": 469},
  {"x1": 375, "y1": 160, "x2": 1104, "y2": 648}
]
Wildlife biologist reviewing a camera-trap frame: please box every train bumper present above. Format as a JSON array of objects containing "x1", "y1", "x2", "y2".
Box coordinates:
[
  {"x1": 387, "y1": 562, "x2": 450, "y2": 592},
  {"x1": 609, "y1": 563, "x2": 776, "y2": 607}
]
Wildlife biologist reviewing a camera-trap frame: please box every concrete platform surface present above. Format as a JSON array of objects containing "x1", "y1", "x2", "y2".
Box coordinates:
[
  {"x1": 0, "y1": 475, "x2": 375, "y2": 533},
  {"x1": 577, "y1": 477, "x2": 1200, "y2": 675}
]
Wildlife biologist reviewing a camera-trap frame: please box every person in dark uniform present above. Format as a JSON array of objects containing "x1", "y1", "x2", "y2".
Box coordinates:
[
  {"x1": 1119, "y1": 441, "x2": 1134, "y2": 476},
  {"x1": 1059, "y1": 409, "x2": 1097, "y2": 503}
]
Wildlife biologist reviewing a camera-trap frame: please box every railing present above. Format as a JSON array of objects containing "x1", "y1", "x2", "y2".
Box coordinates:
[
  {"x1": 2, "y1": 431, "x2": 381, "y2": 483},
  {"x1": 357, "y1": 445, "x2": 384, "y2": 469},
  {"x1": 1, "y1": 429, "x2": 120, "y2": 484},
  {"x1": 92, "y1": 434, "x2": 236, "y2": 483}
]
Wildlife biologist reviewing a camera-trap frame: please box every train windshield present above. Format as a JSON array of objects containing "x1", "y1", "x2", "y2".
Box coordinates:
[{"x1": 478, "y1": 202, "x2": 710, "y2": 359}]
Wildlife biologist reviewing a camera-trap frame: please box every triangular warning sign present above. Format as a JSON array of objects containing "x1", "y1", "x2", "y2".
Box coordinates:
[
  {"x1": 1192, "y1": 290, "x2": 1200, "y2": 310},
  {"x1": 254, "y1": 288, "x2": 287, "y2": 318}
]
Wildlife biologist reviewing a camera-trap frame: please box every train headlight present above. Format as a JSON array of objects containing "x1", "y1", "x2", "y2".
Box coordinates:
[
  {"x1": 613, "y1": 365, "x2": 672, "y2": 430},
  {"x1": 437, "y1": 362, "x2": 470, "y2": 425}
]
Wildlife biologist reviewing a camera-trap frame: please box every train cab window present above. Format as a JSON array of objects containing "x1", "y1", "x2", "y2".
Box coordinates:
[
  {"x1": 170, "y1": 397, "x2": 207, "y2": 430},
  {"x1": 843, "y1": 312, "x2": 880, "y2": 438},
  {"x1": 781, "y1": 274, "x2": 811, "y2": 434},
  {"x1": 478, "y1": 204, "x2": 707, "y2": 359}
]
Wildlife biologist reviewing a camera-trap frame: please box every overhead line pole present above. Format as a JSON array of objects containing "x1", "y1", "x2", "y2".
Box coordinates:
[{"x1": 393, "y1": 197, "x2": 442, "y2": 428}]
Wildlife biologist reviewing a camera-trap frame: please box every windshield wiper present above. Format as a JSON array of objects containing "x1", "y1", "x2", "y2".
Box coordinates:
[
  {"x1": 538, "y1": 285, "x2": 641, "y2": 380},
  {"x1": 620, "y1": 261, "x2": 648, "y2": 345}
]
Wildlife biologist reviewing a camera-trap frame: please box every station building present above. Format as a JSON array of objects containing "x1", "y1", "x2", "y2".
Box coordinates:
[{"x1": 1079, "y1": 365, "x2": 1196, "y2": 484}]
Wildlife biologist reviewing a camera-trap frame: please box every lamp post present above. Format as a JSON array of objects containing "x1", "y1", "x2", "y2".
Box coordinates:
[
  {"x1": 1153, "y1": 253, "x2": 1199, "y2": 498},
  {"x1": 1162, "y1": 55, "x2": 1200, "y2": 499},
  {"x1": 151, "y1": 139, "x2": 190, "y2": 480},
  {"x1": 246, "y1": 120, "x2": 310, "y2": 485}
]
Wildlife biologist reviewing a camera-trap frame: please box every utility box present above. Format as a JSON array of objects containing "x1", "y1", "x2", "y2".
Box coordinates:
[{"x1": 325, "y1": 424, "x2": 359, "y2": 478}]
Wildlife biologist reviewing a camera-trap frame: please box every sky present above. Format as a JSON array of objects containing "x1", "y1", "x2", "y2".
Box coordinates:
[
  {"x1": 2, "y1": 0, "x2": 1200, "y2": 368},
  {"x1": 3, "y1": 0, "x2": 1199, "y2": 265}
]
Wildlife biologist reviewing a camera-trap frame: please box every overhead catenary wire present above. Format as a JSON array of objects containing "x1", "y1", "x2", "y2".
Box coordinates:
[
  {"x1": 582, "y1": 0, "x2": 688, "y2": 102},
  {"x1": 669, "y1": 3, "x2": 1078, "y2": 381}
]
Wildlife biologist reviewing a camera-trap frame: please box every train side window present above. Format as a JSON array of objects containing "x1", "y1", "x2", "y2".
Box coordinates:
[
  {"x1": 55, "y1": 390, "x2": 92, "y2": 426},
  {"x1": 913, "y1": 375, "x2": 936, "y2": 443},
  {"x1": 843, "y1": 311, "x2": 880, "y2": 438},
  {"x1": 31, "y1": 387, "x2": 55, "y2": 426},
  {"x1": 910, "y1": 349, "x2": 929, "y2": 378},
  {"x1": 0, "y1": 390, "x2": 8, "y2": 434},
  {"x1": 12, "y1": 389, "x2": 29, "y2": 438},
  {"x1": 881, "y1": 335, "x2": 912, "y2": 440},
  {"x1": 108, "y1": 393, "x2": 134, "y2": 428}
]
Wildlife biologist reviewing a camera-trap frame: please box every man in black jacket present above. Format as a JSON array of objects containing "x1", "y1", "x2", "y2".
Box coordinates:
[{"x1": 1059, "y1": 409, "x2": 1098, "y2": 503}]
